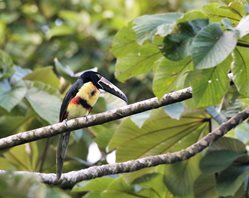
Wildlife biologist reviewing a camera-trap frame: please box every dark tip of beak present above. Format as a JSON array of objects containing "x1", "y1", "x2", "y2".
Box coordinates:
[{"x1": 98, "y1": 77, "x2": 128, "y2": 103}]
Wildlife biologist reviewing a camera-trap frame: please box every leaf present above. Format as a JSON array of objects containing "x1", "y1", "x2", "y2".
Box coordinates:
[
  {"x1": 153, "y1": 57, "x2": 192, "y2": 98},
  {"x1": 54, "y1": 58, "x2": 77, "y2": 83},
  {"x1": 236, "y1": 15, "x2": 249, "y2": 38},
  {"x1": 112, "y1": 23, "x2": 162, "y2": 82},
  {"x1": 0, "y1": 173, "x2": 69, "y2": 198},
  {"x1": 192, "y1": 23, "x2": 238, "y2": 69},
  {"x1": 232, "y1": 47, "x2": 249, "y2": 97},
  {"x1": 11, "y1": 66, "x2": 32, "y2": 82},
  {"x1": 132, "y1": 173, "x2": 173, "y2": 198},
  {"x1": 0, "y1": 50, "x2": 14, "y2": 80},
  {"x1": 216, "y1": 165, "x2": 249, "y2": 196},
  {"x1": 163, "y1": 102, "x2": 184, "y2": 120},
  {"x1": 0, "y1": 80, "x2": 27, "y2": 112},
  {"x1": 177, "y1": 10, "x2": 207, "y2": 23},
  {"x1": 101, "y1": 177, "x2": 148, "y2": 198},
  {"x1": 188, "y1": 56, "x2": 231, "y2": 107},
  {"x1": 2, "y1": 143, "x2": 38, "y2": 171},
  {"x1": 109, "y1": 109, "x2": 209, "y2": 162},
  {"x1": 91, "y1": 123, "x2": 116, "y2": 150},
  {"x1": 194, "y1": 174, "x2": 219, "y2": 198},
  {"x1": 164, "y1": 155, "x2": 201, "y2": 196},
  {"x1": 209, "y1": 137, "x2": 246, "y2": 153},
  {"x1": 133, "y1": 13, "x2": 182, "y2": 45},
  {"x1": 161, "y1": 19, "x2": 209, "y2": 61},
  {"x1": 200, "y1": 150, "x2": 244, "y2": 174},
  {"x1": 24, "y1": 67, "x2": 60, "y2": 89},
  {"x1": 73, "y1": 177, "x2": 114, "y2": 192},
  {"x1": 25, "y1": 81, "x2": 61, "y2": 124},
  {"x1": 202, "y1": 3, "x2": 241, "y2": 23},
  {"x1": 235, "y1": 122, "x2": 249, "y2": 144}
]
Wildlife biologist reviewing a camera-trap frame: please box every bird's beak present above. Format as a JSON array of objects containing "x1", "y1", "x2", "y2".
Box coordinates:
[{"x1": 97, "y1": 77, "x2": 128, "y2": 103}]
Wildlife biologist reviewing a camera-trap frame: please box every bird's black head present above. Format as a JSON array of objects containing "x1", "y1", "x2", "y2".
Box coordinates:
[{"x1": 80, "y1": 71, "x2": 128, "y2": 103}]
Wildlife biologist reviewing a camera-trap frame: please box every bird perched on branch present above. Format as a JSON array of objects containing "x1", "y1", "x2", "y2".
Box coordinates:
[{"x1": 57, "y1": 71, "x2": 128, "y2": 179}]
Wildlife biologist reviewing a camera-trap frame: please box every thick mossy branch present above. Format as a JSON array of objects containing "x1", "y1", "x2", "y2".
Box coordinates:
[{"x1": 0, "y1": 105, "x2": 248, "y2": 187}]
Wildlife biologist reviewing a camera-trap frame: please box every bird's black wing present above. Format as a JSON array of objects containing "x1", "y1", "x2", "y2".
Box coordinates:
[{"x1": 59, "y1": 79, "x2": 83, "y2": 121}]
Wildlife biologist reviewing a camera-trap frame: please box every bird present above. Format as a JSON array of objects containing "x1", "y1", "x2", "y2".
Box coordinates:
[{"x1": 56, "y1": 70, "x2": 128, "y2": 180}]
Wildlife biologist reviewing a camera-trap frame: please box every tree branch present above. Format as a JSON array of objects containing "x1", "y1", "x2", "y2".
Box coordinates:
[
  {"x1": 0, "y1": 87, "x2": 192, "y2": 150},
  {"x1": 1, "y1": 105, "x2": 248, "y2": 188}
]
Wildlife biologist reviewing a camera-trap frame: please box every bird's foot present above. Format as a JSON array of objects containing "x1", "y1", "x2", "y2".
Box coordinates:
[{"x1": 63, "y1": 119, "x2": 68, "y2": 127}]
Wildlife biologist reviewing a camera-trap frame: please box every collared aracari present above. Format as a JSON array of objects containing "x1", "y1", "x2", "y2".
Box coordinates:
[{"x1": 57, "y1": 71, "x2": 128, "y2": 179}]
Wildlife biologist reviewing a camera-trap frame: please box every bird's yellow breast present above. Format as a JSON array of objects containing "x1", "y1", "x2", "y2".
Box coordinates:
[{"x1": 67, "y1": 82, "x2": 100, "y2": 119}]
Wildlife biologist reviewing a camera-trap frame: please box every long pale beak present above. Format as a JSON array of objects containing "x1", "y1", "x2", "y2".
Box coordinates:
[{"x1": 98, "y1": 77, "x2": 128, "y2": 103}]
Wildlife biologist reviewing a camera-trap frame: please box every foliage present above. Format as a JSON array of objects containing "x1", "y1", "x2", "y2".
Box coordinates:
[{"x1": 1, "y1": 0, "x2": 249, "y2": 197}]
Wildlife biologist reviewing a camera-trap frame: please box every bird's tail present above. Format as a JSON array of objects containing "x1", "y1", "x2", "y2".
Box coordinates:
[{"x1": 56, "y1": 132, "x2": 71, "y2": 180}]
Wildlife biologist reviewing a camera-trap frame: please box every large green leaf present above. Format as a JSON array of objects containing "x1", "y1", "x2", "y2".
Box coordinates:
[
  {"x1": 232, "y1": 47, "x2": 249, "y2": 97},
  {"x1": 112, "y1": 23, "x2": 162, "y2": 82},
  {"x1": 109, "y1": 109, "x2": 209, "y2": 162},
  {"x1": 216, "y1": 165, "x2": 249, "y2": 196},
  {"x1": 73, "y1": 177, "x2": 115, "y2": 192},
  {"x1": 0, "y1": 80, "x2": 27, "y2": 112},
  {"x1": 161, "y1": 19, "x2": 209, "y2": 61},
  {"x1": 131, "y1": 172, "x2": 173, "y2": 198},
  {"x1": 0, "y1": 142, "x2": 38, "y2": 171},
  {"x1": 202, "y1": 3, "x2": 241, "y2": 23},
  {"x1": 153, "y1": 57, "x2": 192, "y2": 98},
  {"x1": 192, "y1": 23, "x2": 237, "y2": 69},
  {"x1": 164, "y1": 155, "x2": 201, "y2": 196},
  {"x1": 194, "y1": 174, "x2": 219, "y2": 198},
  {"x1": 133, "y1": 12, "x2": 182, "y2": 45},
  {"x1": 200, "y1": 150, "x2": 244, "y2": 174},
  {"x1": 24, "y1": 67, "x2": 60, "y2": 89},
  {"x1": 188, "y1": 56, "x2": 231, "y2": 107},
  {"x1": 25, "y1": 81, "x2": 61, "y2": 124},
  {"x1": 0, "y1": 173, "x2": 69, "y2": 198}
]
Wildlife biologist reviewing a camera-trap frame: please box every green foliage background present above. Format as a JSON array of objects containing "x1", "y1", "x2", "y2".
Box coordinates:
[{"x1": 1, "y1": 0, "x2": 249, "y2": 197}]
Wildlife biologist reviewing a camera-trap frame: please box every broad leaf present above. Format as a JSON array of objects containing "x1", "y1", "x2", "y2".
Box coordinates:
[
  {"x1": 192, "y1": 23, "x2": 237, "y2": 69},
  {"x1": 0, "y1": 143, "x2": 38, "y2": 171},
  {"x1": 11, "y1": 66, "x2": 31, "y2": 82},
  {"x1": 54, "y1": 58, "x2": 78, "y2": 83},
  {"x1": 216, "y1": 165, "x2": 249, "y2": 196},
  {"x1": 109, "y1": 109, "x2": 209, "y2": 162},
  {"x1": 24, "y1": 66, "x2": 60, "y2": 89},
  {"x1": 164, "y1": 155, "x2": 201, "y2": 196},
  {"x1": 235, "y1": 122, "x2": 249, "y2": 144},
  {"x1": 73, "y1": 177, "x2": 114, "y2": 192},
  {"x1": 194, "y1": 174, "x2": 219, "y2": 198},
  {"x1": 188, "y1": 56, "x2": 231, "y2": 107},
  {"x1": 232, "y1": 47, "x2": 249, "y2": 97},
  {"x1": 153, "y1": 57, "x2": 192, "y2": 98},
  {"x1": 133, "y1": 12, "x2": 182, "y2": 44},
  {"x1": 25, "y1": 81, "x2": 61, "y2": 124},
  {"x1": 161, "y1": 19, "x2": 209, "y2": 61},
  {"x1": 202, "y1": 3, "x2": 241, "y2": 23},
  {"x1": 0, "y1": 80, "x2": 27, "y2": 112},
  {"x1": 200, "y1": 150, "x2": 244, "y2": 174},
  {"x1": 112, "y1": 23, "x2": 162, "y2": 82},
  {"x1": 177, "y1": 10, "x2": 207, "y2": 23},
  {"x1": 0, "y1": 173, "x2": 69, "y2": 197}
]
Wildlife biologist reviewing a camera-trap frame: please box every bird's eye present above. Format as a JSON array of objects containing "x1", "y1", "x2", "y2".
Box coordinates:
[{"x1": 90, "y1": 90, "x2": 96, "y2": 96}]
